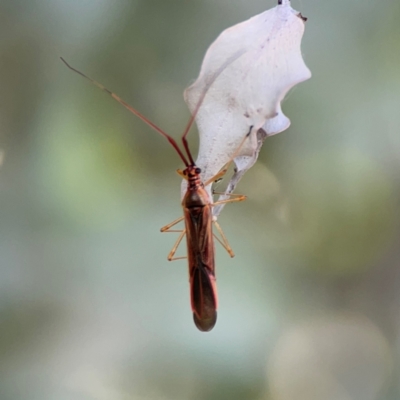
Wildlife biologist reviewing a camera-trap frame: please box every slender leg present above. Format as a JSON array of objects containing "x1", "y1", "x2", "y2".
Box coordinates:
[
  {"x1": 210, "y1": 192, "x2": 246, "y2": 257},
  {"x1": 204, "y1": 167, "x2": 228, "y2": 186},
  {"x1": 160, "y1": 216, "x2": 186, "y2": 261},
  {"x1": 167, "y1": 229, "x2": 187, "y2": 261},
  {"x1": 212, "y1": 195, "x2": 247, "y2": 206},
  {"x1": 213, "y1": 220, "x2": 235, "y2": 257},
  {"x1": 212, "y1": 232, "x2": 235, "y2": 257},
  {"x1": 160, "y1": 216, "x2": 184, "y2": 232},
  {"x1": 203, "y1": 127, "x2": 252, "y2": 187},
  {"x1": 212, "y1": 191, "x2": 246, "y2": 197}
]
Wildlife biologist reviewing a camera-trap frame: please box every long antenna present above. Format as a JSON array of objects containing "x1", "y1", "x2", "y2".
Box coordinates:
[
  {"x1": 60, "y1": 57, "x2": 190, "y2": 167},
  {"x1": 61, "y1": 49, "x2": 246, "y2": 168}
]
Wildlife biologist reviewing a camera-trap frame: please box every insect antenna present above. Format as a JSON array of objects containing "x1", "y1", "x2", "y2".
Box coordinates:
[{"x1": 60, "y1": 57, "x2": 190, "y2": 167}]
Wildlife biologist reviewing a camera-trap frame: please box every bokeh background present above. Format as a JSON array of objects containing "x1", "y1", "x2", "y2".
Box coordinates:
[{"x1": 1, "y1": 0, "x2": 400, "y2": 399}]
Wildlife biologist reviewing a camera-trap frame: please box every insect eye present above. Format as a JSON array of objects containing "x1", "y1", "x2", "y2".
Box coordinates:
[{"x1": 195, "y1": 167, "x2": 201, "y2": 174}]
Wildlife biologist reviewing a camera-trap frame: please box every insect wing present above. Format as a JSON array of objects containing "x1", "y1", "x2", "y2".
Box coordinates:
[
  {"x1": 191, "y1": 266, "x2": 218, "y2": 332},
  {"x1": 183, "y1": 187, "x2": 218, "y2": 332}
]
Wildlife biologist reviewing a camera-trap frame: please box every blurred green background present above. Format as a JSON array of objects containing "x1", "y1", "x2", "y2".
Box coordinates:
[{"x1": 1, "y1": 0, "x2": 400, "y2": 399}]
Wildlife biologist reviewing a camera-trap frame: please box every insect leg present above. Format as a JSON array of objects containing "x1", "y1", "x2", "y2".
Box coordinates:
[
  {"x1": 160, "y1": 216, "x2": 185, "y2": 232},
  {"x1": 213, "y1": 220, "x2": 235, "y2": 257},
  {"x1": 204, "y1": 167, "x2": 228, "y2": 186},
  {"x1": 212, "y1": 195, "x2": 247, "y2": 206},
  {"x1": 167, "y1": 229, "x2": 187, "y2": 261},
  {"x1": 160, "y1": 217, "x2": 187, "y2": 261},
  {"x1": 204, "y1": 125, "x2": 254, "y2": 186},
  {"x1": 211, "y1": 193, "x2": 246, "y2": 256},
  {"x1": 212, "y1": 191, "x2": 246, "y2": 197}
]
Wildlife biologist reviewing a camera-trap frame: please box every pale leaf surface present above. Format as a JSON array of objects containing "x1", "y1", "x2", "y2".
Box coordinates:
[{"x1": 183, "y1": 0, "x2": 311, "y2": 212}]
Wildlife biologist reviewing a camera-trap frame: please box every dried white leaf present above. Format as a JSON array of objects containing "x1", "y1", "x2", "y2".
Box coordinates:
[{"x1": 183, "y1": 0, "x2": 311, "y2": 215}]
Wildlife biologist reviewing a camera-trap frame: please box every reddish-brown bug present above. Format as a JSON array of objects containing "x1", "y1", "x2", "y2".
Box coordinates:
[{"x1": 61, "y1": 57, "x2": 248, "y2": 331}]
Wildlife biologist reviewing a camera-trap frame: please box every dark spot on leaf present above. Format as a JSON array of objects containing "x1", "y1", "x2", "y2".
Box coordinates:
[
  {"x1": 297, "y1": 12, "x2": 308, "y2": 22},
  {"x1": 227, "y1": 96, "x2": 238, "y2": 109}
]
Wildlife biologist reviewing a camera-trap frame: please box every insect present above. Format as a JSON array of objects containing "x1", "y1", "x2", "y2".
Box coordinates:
[{"x1": 61, "y1": 57, "x2": 248, "y2": 331}]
